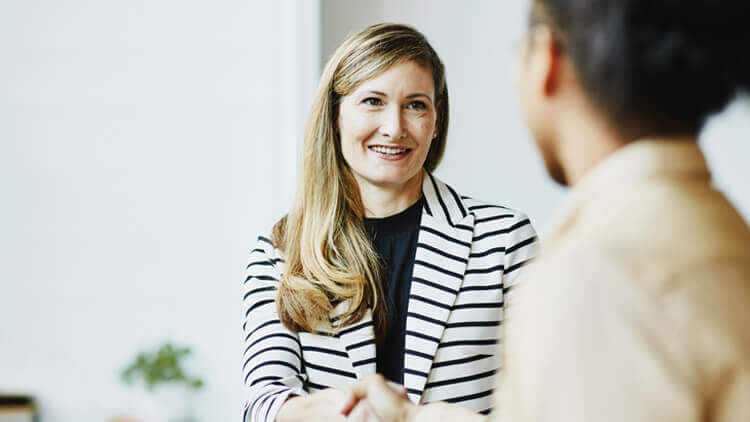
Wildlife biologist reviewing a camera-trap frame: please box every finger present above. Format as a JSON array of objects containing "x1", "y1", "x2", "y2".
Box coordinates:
[
  {"x1": 386, "y1": 381, "x2": 408, "y2": 398},
  {"x1": 357, "y1": 376, "x2": 406, "y2": 421},
  {"x1": 363, "y1": 400, "x2": 385, "y2": 422},
  {"x1": 349, "y1": 400, "x2": 383, "y2": 422},
  {"x1": 348, "y1": 374, "x2": 386, "y2": 400},
  {"x1": 346, "y1": 400, "x2": 372, "y2": 422},
  {"x1": 348, "y1": 379, "x2": 367, "y2": 401},
  {"x1": 347, "y1": 375, "x2": 401, "y2": 419},
  {"x1": 339, "y1": 388, "x2": 360, "y2": 415}
]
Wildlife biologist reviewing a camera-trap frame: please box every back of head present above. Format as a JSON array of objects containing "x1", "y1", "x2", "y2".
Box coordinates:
[{"x1": 534, "y1": 0, "x2": 750, "y2": 138}]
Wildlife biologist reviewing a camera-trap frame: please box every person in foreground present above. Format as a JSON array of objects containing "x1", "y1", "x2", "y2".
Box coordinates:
[
  {"x1": 346, "y1": 0, "x2": 750, "y2": 421},
  {"x1": 241, "y1": 24, "x2": 538, "y2": 422}
]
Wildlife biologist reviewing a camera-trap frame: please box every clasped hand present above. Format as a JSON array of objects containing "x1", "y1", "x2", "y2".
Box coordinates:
[
  {"x1": 342, "y1": 375, "x2": 475, "y2": 422},
  {"x1": 277, "y1": 374, "x2": 461, "y2": 422},
  {"x1": 342, "y1": 374, "x2": 416, "y2": 422}
]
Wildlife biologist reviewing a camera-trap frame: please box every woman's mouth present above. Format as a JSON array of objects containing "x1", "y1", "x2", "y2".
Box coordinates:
[{"x1": 368, "y1": 145, "x2": 412, "y2": 156}]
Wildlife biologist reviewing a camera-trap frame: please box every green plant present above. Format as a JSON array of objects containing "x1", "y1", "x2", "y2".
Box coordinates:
[{"x1": 121, "y1": 343, "x2": 204, "y2": 391}]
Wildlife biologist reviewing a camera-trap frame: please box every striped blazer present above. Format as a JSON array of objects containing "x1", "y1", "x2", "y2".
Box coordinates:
[{"x1": 242, "y1": 173, "x2": 538, "y2": 421}]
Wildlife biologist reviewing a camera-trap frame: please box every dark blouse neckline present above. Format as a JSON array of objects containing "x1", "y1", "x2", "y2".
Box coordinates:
[{"x1": 364, "y1": 196, "x2": 425, "y2": 235}]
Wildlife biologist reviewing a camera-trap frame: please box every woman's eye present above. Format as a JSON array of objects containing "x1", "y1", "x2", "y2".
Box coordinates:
[
  {"x1": 362, "y1": 97, "x2": 383, "y2": 106},
  {"x1": 407, "y1": 101, "x2": 427, "y2": 110}
]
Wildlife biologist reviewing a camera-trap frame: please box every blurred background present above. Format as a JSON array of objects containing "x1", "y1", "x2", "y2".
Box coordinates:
[{"x1": 1, "y1": 0, "x2": 748, "y2": 421}]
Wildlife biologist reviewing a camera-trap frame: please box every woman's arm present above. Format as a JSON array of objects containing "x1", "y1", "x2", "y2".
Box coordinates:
[
  {"x1": 242, "y1": 236, "x2": 360, "y2": 422},
  {"x1": 242, "y1": 236, "x2": 306, "y2": 422},
  {"x1": 501, "y1": 212, "x2": 539, "y2": 304},
  {"x1": 276, "y1": 388, "x2": 359, "y2": 422}
]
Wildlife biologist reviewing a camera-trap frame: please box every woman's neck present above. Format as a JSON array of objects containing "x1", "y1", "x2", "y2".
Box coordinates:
[{"x1": 357, "y1": 171, "x2": 424, "y2": 218}]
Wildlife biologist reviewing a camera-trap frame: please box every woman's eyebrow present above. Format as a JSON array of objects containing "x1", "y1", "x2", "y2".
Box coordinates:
[
  {"x1": 360, "y1": 90, "x2": 433, "y2": 102},
  {"x1": 406, "y1": 93, "x2": 433, "y2": 102}
]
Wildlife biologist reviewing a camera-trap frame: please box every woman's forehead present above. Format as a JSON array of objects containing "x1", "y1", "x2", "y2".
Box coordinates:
[{"x1": 349, "y1": 61, "x2": 435, "y2": 97}]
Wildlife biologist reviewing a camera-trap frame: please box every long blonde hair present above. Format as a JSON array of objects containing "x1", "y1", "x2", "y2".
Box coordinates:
[{"x1": 272, "y1": 23, "x2": 449, "y2": 340}]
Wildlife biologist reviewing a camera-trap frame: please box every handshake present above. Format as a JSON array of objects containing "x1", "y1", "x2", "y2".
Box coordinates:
[{"x1": 277, "y1": 374, "x2": 479, "y2": 422}]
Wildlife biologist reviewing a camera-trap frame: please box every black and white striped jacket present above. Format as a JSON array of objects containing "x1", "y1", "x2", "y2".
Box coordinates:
[{"x1": 242, "y1": 173, "x2": 538, "y2": 421}]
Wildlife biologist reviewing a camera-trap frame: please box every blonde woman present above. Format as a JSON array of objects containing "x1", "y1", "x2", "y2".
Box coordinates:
[{"x1": 242, "y1": 24, "x2": 537, "y2": 422}]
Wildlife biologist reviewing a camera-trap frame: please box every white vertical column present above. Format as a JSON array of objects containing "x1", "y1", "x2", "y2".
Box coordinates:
[{"x1": 271, "y1": 0, "x2": 321, "y2": 221}]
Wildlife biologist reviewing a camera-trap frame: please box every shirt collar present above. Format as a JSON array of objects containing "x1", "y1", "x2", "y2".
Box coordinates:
[{"x1": 545, "y1": 138, "x2": 711, "y2": 245}]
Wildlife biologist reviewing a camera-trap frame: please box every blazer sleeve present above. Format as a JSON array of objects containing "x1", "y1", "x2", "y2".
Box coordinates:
[
  {"x1": 242, "y1": 236, "x2": 307, "y2": 422},
  {"x1": 501, "y1": 212, "x2": 539, "y2": 304}
]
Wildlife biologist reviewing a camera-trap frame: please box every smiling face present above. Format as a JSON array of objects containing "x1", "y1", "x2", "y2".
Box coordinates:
[{"x1": 337, "y1": 60, "x2": 438, "y2": 192}]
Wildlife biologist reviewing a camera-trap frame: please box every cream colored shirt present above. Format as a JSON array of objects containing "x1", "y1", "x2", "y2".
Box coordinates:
[{"x1": 496, "y1": 140, "x2": 750, "y2": 422}]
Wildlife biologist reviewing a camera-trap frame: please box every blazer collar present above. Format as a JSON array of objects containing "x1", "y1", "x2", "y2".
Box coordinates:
[{"x1": 421, "y1": 171, "x2": 472, "y2": 230}]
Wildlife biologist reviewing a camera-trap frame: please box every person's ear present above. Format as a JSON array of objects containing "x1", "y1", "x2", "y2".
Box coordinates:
[{"x1": 527, "y1": 25, "x2": 564, "y2": 97}]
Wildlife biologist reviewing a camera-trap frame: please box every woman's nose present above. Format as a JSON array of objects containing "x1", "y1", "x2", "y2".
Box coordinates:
[{"x1": 378, "y1": 106, "x2": 406, "y2": 139}]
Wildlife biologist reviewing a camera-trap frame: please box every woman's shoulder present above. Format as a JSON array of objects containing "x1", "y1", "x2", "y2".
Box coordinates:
[
  {"x1": 456, "y1": 193, "x2": 537, "y2": 249},
  {"x1": 429, "y1": 174, "x2": 533, "y2": 228},
  {"x1": 250, "y1": 233, "x2": 279, "y2": 256},
  {"x1": 458, "y1": 194, "x2": 533, "y2": 226},
  {"x1": 458, "y1": 195, "x2": 539, "y2": 272},
  {"x1": 244, "y1": 232, "x2": 285, "y2": 286}
]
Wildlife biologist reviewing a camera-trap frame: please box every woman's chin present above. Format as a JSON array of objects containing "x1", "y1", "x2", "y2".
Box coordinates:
[{"x1": 358, "y1": 170, "x2": 422, "y2": 189}]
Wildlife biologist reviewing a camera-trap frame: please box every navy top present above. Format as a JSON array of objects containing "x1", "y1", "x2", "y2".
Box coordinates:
[{"x1": 364, "y1": 196, "x2": 424, "y2": 384}]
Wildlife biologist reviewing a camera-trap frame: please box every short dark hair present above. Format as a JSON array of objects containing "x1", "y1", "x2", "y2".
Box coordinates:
[{"x1": 532, "y1": 0, "x2": 750, "y2": 137}]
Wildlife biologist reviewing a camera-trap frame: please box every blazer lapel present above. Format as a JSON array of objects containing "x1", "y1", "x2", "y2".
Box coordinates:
[
  {"x1": 336, "y1": 308, "x2": 377, "y2": 379},
  {"x1": 403, "y1": 172, "x2": 474, "y2": 403}
]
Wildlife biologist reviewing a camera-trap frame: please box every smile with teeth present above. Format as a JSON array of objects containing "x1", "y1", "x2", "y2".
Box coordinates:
[{"x1": 368, "y1": 145, "x2": 411, "y2": 155}]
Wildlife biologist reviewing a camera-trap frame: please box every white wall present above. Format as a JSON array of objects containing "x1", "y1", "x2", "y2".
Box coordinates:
[
  {"x1": 702, "y1": 96, "x2": 750, "y2": 220},
  {"x1": 0, "y1": 1, "x2": 318, "y2": 421},
  {"x1": 321, "y1": 0, "x2": 750, "y2": 230}
]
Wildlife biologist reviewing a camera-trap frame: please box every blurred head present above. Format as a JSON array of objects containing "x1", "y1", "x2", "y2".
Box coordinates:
[
  {"x1": 273, "y1": 24, "x2": 448, "y2": 338},
  {"x1": 517, "y1": 0, "x2": 750, "y2": 184}
]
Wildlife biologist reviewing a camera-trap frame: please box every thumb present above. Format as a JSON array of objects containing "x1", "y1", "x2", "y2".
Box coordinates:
[{"x1": 339, "y1": 388, "x2": 359, "y2": 415}]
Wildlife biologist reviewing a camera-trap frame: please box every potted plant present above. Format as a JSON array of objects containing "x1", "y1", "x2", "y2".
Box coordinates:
[{"x1": 119, "y1": 343, "x2": 204, "y2": 422}]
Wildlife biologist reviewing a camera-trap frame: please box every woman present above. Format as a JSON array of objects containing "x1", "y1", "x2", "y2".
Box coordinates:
[
  {"x1": 345, "y1": 1, "x2": 750, "y2": 422},
  {"x1": 242, "y1": 24, "x2": 538, "y2": 422}
]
